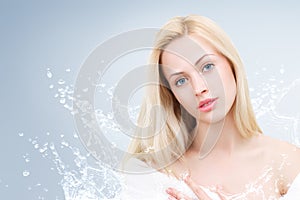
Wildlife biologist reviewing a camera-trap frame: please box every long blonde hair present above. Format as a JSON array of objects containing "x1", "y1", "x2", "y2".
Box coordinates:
[{"x1": 125, "y1": 15, "x2": 261, "y2": 173}]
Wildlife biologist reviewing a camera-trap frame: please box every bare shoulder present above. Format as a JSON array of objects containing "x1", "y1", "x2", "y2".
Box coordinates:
[
  {"x1": 255, "y1": 134, "x2": 298, "y2": 152},
  {"x1": 258, "y1": 134, "x2": 300, "y2": 182}
]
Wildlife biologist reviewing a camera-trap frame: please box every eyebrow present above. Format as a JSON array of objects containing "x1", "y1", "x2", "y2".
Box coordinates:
[{"x1": 168, "y1": 54, "x2": 213, "y2": 79}]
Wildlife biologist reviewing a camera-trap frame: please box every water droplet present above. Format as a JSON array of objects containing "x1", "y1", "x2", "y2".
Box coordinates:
[
  {"x1": 107, "y1": 113, "x2": 113, "y2": 119},
  {"x1": 34, "y1": 144, "x2": 39, "y2": 149},
  {"x1": 39, "y1": 147, "x2": 47, "y2": 153},
  {"x1": 179, "y1": 171, "x2": 190, "y2": 181},
  {"x1": 70, "y1": 110, "x2": 78, "y2": 115},
  {"x1": 46, "y1": 71, "x2": 53, "y2": 79},
  {"x1": 280, "y1": 68, "x2": 285, "y2": 74},
  {"x1": 65, "y1": 68, "x2": 71, "y2": 72},
  {"x1": 49, "y1": 143, "x2": 55, "y2": 150},
  {"x1": 18, "y1": 132, "x2": 24, "y2": 137},
  {"x1": 37, "y1": 195, "x2": 44, "y2": 200},
  {"x1": 61, "y1": 141, "x2": 69, "y2": 147},
  {"x1": 98, "y1": 83, "x2": 106, "y2": 88},
  {"x1": 23, "y1": 153, "x2": 29, "y2": 158},
  {"x1": 63, "y1": 104, "x2": 72, "y2": 110},
  {"x1": 58, "y1": 79, "x2": 65, "y2": 85},
  {"x1": 49, "y1": 84, "x2": 54, "y2": 89},
  {"x1": 107, "y1": 86, "x2": 114, "y2": 96},
  {"x1": 60, "y1": 98, "x2": 66, "y2": 104},
  {"x1": 23, "y1": 170, "x2": 30, "y2": 177}
]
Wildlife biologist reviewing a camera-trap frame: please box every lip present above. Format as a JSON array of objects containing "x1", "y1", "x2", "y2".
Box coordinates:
[{"x1": 198, "y1": 97, "x2": 218, "y2": 112}]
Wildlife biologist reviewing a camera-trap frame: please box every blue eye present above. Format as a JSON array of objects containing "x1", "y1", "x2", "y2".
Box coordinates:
[
  {"x1": 175, "y1": 77, "x2": 187, "y2": 86},
  {"x1": 202, "y1": 63, "x2": 214, "y2": 72}
]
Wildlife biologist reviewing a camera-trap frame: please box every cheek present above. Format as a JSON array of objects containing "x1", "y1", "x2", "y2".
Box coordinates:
[
  {"x1": 228, "y1": 70, "x2": 236, "y2": 91},
  {"x1": 172, "y1": 87, "x2": 198, "y2": 112},
  {"x1": 173, "y1": 87, "x2": 193, "y2": 104},
  {"x1": 221, "y1": 68, "x2": 237, "y2": 102},
  {"x1": 206, "y1": 66, "x2": 236, "y2": 106}
]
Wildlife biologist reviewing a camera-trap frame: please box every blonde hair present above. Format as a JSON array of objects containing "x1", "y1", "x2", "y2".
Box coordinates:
[{"x1": 125, "y1": 15, "x2": 261, "y2": 173}]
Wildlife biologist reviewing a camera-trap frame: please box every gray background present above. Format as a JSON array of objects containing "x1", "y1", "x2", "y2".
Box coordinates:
[{"x1": 1, "y1": 0, "x2": 300, "y2": 199}]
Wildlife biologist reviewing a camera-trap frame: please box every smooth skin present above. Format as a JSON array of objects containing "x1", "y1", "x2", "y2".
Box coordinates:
[{"x1": 161, "y1": 35, "x2": 300, "y2": 199}]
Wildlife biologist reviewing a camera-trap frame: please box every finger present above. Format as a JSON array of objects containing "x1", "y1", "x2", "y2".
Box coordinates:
[
  {"x1": 214, "y1": 186, "x2": 227, "y2": 200},
  {"x1": 216, "y1": 192, "x2": 227, "y2": 200},
  {"x1": 166, "y1": 187, "x2": 191, "y2": 200},
  {"x1": 168, "y1": 195, "x2": 177, "y2": 200},
  {"x1": 208, "y1": 185, "x2": 227, "y2": 200},
  {"x1": 183, "y1": 175, "x2": 212, "y2": 200}
]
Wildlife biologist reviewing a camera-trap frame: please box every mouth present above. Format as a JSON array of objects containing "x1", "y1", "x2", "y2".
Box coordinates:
[{"x1": 198, "y1": 97, "x2": 218, "y2": 112}]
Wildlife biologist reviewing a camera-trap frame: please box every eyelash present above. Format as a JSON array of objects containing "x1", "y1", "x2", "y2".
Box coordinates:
[
  {"x1": 174, "y1": 63, "x2": 215, "y2": 87},
  {"x1": 175, "y1": 77, "x2": 187, "y2": 86},
  {"x1": 201, "y1": 63, "x2": 214, "y2": 72}
]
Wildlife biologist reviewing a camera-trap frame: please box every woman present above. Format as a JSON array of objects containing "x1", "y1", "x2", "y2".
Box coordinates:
[{"x1": 118, "y1": 15, "x2": 300, "y2": 200}]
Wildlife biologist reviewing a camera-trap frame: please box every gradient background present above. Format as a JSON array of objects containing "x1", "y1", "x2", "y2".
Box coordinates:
[{"x1": 1, "y1": 1, "x2": 300, "y2": 199}]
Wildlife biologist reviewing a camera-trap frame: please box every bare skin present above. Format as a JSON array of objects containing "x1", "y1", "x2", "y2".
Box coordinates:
[
  {"x1": 160, "y1": 35, "x2": 300, "y2": 199},
  {"x1": 166, "y1": 113, "x2": 300, "y2": 199}
]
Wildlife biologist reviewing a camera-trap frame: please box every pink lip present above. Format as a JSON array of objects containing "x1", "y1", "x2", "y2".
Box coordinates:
[{"x1": 198, "y1": 98, "x2": 218, "y2": 112}]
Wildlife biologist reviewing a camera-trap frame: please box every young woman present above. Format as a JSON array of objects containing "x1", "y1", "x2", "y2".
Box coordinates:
[{"x1": 118, "y1": 15, "x2": 300, "y2": 200}]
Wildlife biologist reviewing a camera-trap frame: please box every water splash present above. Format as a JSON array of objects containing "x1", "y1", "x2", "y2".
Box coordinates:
[
  {"x1": 21, "y1": 132, "x2": 122, "y2": 200},
  {"x1": 23, "y1": 170, "x2": 30, "y2": 177},
  {"x1": 15, "y1": 65, "x2": 300, "y2": 199},
  {"x1": 249, "y1": 65, "x2": 300, "y2": 146},
  {"x1": 16, "y1": 67, "x2": 125, "y2": 199},
  {"x1": 46, "y1": 68, "x2": 53, "y2": 79}
]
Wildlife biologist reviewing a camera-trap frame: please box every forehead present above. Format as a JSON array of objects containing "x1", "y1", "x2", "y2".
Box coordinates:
[{"x1": 161, "y1": 35, "x2": 215, "y2": 67}]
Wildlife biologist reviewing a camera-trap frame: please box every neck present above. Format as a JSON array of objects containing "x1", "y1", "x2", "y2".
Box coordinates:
[{"x1": 188, "y1": 111, "x2": 246, "y2": 158}]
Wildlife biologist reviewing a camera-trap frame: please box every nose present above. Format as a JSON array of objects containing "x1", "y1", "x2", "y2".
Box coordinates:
[{"x1": 191, "y1": 73, "x2": 208, "y2": 96}]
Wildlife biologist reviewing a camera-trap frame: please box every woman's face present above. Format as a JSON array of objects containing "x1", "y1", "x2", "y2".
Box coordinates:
[{"x1": 160, "y1": 34, "x2": 236, "y2": 124}]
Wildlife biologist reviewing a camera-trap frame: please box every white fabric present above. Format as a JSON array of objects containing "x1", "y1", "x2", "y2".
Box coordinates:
[{"x1": 113, "y1": 158, "x2": 300, "y2": 200}]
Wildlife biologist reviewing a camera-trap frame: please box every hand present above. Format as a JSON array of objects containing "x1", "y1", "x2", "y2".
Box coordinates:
[{"x1": 166, "y1": 174, "x2": 226, "y2": 200}]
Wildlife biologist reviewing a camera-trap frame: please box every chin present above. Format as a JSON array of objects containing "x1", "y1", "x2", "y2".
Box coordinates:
[{"x1": 197, "y1": 111, "x2": 229, "y2": 124}]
